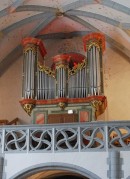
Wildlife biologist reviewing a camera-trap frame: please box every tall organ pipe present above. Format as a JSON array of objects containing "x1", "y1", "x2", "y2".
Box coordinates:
[
  {"x1": 89, "y1": 45, "x2": 101, "y2": 96},
  {"x1": 83, "y1": 33, "x2": 105, "y2": 96},
  {"x1": 96, "y1": 47, "x2": 101, "y2": 95},
  {"x1": 21, "y1": 37, "x2": 47, "y2": 100}
]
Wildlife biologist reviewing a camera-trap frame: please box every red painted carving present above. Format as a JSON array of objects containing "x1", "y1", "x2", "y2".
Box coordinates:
[
  {"x1": 20, "y1": 96, "x2": 107, "y2": 107},
  {"x1": 83, "y1": 33, "x2": 105, "y2": 52},
  {"x1": 21, "y1": 37, "x2": 47, "y2": 57}
]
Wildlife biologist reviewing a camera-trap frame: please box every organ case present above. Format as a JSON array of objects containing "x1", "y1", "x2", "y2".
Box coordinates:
[{"x1": 20, "y1": 33, "x2": 107, "y2": 123}]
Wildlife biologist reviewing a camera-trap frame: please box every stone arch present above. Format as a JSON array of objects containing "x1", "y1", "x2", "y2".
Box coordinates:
[{"x1": 10, "y1": 162, "x2": 101, "y2": 179}]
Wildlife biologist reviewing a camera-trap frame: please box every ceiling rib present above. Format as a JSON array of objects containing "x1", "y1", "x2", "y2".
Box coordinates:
[
  {"x1": 65, "y1": 14, "x2": 130, "y2": 59},
  {"x1": 1, "y1": 12, "x2": 55, "y2": 35},
  {"x1": 0, "y1": 15, "x2": 56, "y2": 77},
  {"x1": 0, "y1": 0, "x2": 25, "y2": 18},
  {"x1": 2, "y1": 8, "x2": 130, "y2": 38},
  {"x1": 63, "y1": 0, "x2": 130, "y2": 15},
  {"x1": 0, "y1": 1, "x2": 130, "y2": 77},
  {"x1": 9, "y1": 0, "x2": 26, "y2": 12},
  {"x1": 16, "y1": 5, "x2": 57, "y2": 13},
  {"x1": 30, "y1": 15, "x2": 55, "y2": 37},
  {"x1": 0, "y1": 4, "x2": 56, "y2": 19},
  {"x1": 66, "y1": 10, "x2": 122, "y2": 27},
  {"x1": 0, "y1": 45, "x2": 22, "y2": 77},
  {"x1": 0, "y1": 0, "x2": 130, "y2": 20}
]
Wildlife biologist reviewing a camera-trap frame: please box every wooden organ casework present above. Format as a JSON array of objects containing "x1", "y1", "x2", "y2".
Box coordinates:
[{"x1": 20, "y1": 33, "x2": 107, "y2": 124}]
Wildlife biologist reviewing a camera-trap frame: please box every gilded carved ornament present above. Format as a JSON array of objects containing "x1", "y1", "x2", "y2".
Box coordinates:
[
  {"x1": 87, "y1": 41, "x2": 100, "y2": 51},
  {"x1": 37, "y1": 61, "x2": 55, "y2": 78},
  {"x1": 23, "y1": 103, "x2": 35, "y2": 116},
  {"x1": 91, "y1": 100, "x2": 106, "y2": 118},
  {"x1": 56, "y1": 64, "x2": 68, "y2": 70},
  {"x1": 91, "y1": 100, "x2": 102, "y2": 111},
  {"x1": 83, "y1": 33, "x2": 105, "y2": 52},
  {"x1": 58, "y1": 102, "x2": 66, "y2": 110},
  {"x1": 24, "y1": 46, "x2": 37, "y2": 55},
  {"x1": 68, "y1": 59, "x2": 87, "y2": 77}
]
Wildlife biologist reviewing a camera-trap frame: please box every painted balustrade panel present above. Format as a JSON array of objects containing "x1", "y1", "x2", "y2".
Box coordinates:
[
  {"x1": 108, "y1": 126, "x2": 130, "y2": 149},
  {"x1": 81, "y1": 127, "x2": 105, "y2": 150},
  {"x1": 29, "y1": 129, "x2": 53, "y2": 151},
  {"x1": 55, "y1": 128, "x2": 79, "y2": 151},
  {"x1": 4, "y1": 129, "x2": 27, "y2": 152},
  {"x1": 2, "y1": 121, "x2": 130, "y2": 153}
]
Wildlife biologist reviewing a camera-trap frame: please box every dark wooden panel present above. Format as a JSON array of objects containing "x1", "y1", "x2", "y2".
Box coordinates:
[{"x1": 48, "y1": 113, "x2": 78, "y2": 124}]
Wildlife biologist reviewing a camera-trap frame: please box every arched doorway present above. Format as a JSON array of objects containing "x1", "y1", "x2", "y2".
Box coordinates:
[
  {"x1": 26, "y1": 170, "x2": 88, "y2": 179},
  {"x1": 10, "y1": 163, "x2": 101, "y2": 179}
]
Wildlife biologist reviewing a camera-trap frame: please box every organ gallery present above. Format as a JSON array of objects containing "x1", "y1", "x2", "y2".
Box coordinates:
[{"x1": 20, "y1": 33, "x2": 107, "y2": 124}]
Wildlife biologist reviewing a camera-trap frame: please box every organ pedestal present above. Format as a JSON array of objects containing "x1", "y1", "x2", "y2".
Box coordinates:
[{"x1": 20, "y1": 33, "x2": 107, "y2": 124}]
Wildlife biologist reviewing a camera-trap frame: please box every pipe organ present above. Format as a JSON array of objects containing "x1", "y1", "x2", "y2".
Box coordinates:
[{"x1": 20, "y1": 33, "x2": 107, "y2": 124}]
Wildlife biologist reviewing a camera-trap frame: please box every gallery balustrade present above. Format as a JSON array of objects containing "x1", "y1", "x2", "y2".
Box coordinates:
[{"x1": 0, "y1": 121, "x2": 130, "y2": 153}]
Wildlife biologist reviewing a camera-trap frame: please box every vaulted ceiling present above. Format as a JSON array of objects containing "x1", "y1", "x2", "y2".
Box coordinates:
[{"x1": 0, "y1": 0, "x2": 130, "y2": 76}]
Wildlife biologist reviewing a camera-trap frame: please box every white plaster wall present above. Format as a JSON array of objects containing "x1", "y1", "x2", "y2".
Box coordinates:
[
  {"x1": 0, "y1": 38, "x2": 130, "y2": 123},
  {"x1": 4, "y1": 152, "x2": 108, "y2": 179}
]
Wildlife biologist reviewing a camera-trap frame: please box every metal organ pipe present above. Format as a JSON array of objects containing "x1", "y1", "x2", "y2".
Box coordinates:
[
  {"x1": 53, "y1": 55, "x2": 69, "y2": 99},
  {"x1": 25, "y1": 52, "x2": 28, "y2": 98},
  {"x1": 84, "y1": 66, "x2": 87, "y2": 97},
  {"x1": 93, "y1": 46, "x2": 96, "y2": 95},
  {"x1": 23, "y1": 49, "x2": 35, "y2": 99},
  {"x1": 37, "y1": 66, "x2": 55, "y2": 100},
  {"x1": 83, "y1": 33, "x2": 105, "y2": 96},
  {"x1": 22, "y1": 37, "x2": 47, "y2": 100},
  {"x1": 58, "y1": 67, "x2": 66, "y2": 98},
  {"x1": 96, "y1": 47, "x2": 101, "y2": 95},
  {"x1": 90, "y1": 48, "x2": 93, "y2": 95},
  {"x1": 89, "y1": 45, "x2": 101, "y2": 96},
  {"x1": 68, "y1": 59, "x2": 88, "y2": 99}
]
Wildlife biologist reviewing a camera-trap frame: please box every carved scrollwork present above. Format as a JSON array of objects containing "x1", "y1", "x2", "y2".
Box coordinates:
[
  {"x1": 55, "y1": 128, "x2": 78, "y2": 151},
  {"x1": 30, "y1": 129, "x2": 52, "y2": 151},
  {"x1": 24, "y1": 46, "x2": 37, "y2": 55},
  {"x1": 58, "y1": 102, "x2": 66, "y2": 110},
  {"x1": 87, "y1": 41, "x2": 100, "y2": 51},
  {"x1": 68, "y1": 59, "x2": 87, "y2": 77},
  {"x1": 91, "y1": 99, "x2": 105, "y2": 118},
  {"x1": 83, "y1": 33, "x2": 105, "y2": 52},
  {"x1": 91, "y1": 100, "x2": 102, "y2": 111},
  {"x1": 56, "y1": 64, "x2": 68, "y2": 70},
  {"x1": 81, "y1": 127, "x2": 105, "y2": 149},
  {"x1": 5, "y1": 130, "x2": 27, "y2": 151},
  {"x1": 23, "y1": 103, "x2": 35, "y2": 116},
  {"x1": 38, "y1": 62, "x2": 55, "y2": 78}
]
